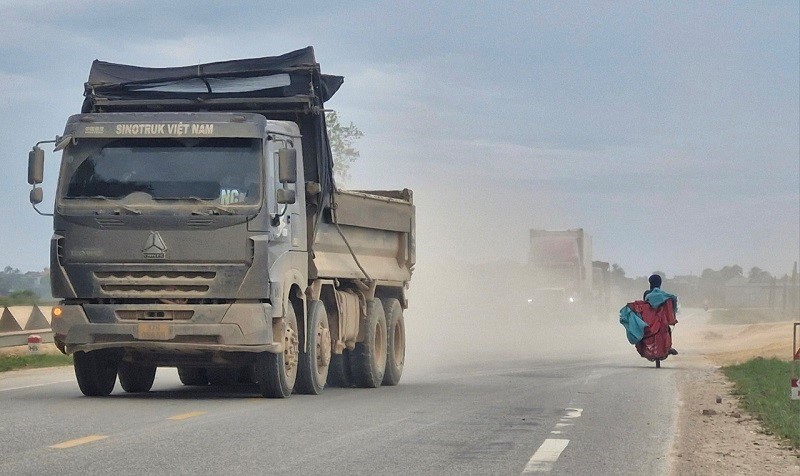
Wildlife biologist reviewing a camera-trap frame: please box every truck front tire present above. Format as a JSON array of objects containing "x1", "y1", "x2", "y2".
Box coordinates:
[
  {"x1": 295, "y1": 300, "x2": 331, "y2": 395},
  {"x1": 381, "y1": 298, "x2": 405, "y2": 386},
  {"x1": 350, "y1": 299, "x2": 387, "y2": 388},
  {"x1": 254, "y1": 304, "x2": 299, "y2": 398},
  {"x1": 118, "y1": 362, "x2": 157, "y2": 393},
  {"x1": 74, "y1": 349, "x2": 121, "y2": 397}
]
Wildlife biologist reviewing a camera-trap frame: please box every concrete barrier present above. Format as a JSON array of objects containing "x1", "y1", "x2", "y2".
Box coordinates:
[{"x1": 0, "y1": 305, "x2": 54, "y2": 348}]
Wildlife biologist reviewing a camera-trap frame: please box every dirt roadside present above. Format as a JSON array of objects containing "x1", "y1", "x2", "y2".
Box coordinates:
[
  {"x1": 0, "y1": 342, "x2": 63, "y2": 357},
  {"x1": 669, "y1": 311, "x2": 800, "y2": 475}
]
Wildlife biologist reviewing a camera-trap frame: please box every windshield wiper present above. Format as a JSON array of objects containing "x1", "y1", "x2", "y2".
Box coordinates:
[
  {"x1": 63, "y1": 196, "x2": 142, "y2": 215},
  {"x1": 153, "y1": 196, "x2": 236, "y2": 215}
]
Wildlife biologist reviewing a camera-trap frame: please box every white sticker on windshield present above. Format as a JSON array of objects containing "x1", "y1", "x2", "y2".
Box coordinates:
[{"x1": 220, "y1": 189, "x2": 245, "y2": 204}]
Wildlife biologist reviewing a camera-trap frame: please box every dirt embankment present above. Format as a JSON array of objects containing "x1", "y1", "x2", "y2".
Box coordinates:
[{"x1": 669, "y1": 311, "x2": 799, "y2": 475}]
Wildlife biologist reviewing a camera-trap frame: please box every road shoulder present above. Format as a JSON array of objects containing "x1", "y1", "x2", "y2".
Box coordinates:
[{"x1": 670, "y1": 359, "x2": 799, "y2": 474}]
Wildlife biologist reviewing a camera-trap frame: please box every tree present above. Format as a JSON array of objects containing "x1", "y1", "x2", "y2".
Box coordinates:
[
  {"x1": 0, "y1": 267, "x2": 22, "y2": 295},
  {"x1": 325, "y1": 110, "x2": 363, "y2": 186},
  {"x1": 748, "y1": 266, "x2": 773, "y2": 283},
  {"x1": 0, "y1": 290, "x2": 39, "y2": 307},
  {"x1": 720, "y1": 265, "x2": 743, "y2": 282},
  {"x1": 610, "y1": 263, "x2": 628, "y2": 288}
]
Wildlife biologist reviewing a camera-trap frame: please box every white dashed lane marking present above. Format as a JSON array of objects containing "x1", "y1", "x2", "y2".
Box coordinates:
[
  {"x1": 522, "y1": 438, "x2": 570, "y2": 473},
  {"x1": 522, "y1": 408, "x2": 583, "y2": 473}
]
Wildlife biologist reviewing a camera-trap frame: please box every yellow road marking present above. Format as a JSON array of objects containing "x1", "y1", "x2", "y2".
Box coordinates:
[
  {"x1": 168, "y1": 411, "x2": 207, "y2": 421},
  {"x1": 49, "y1": 435, "x2": 108, "y2": 449}
]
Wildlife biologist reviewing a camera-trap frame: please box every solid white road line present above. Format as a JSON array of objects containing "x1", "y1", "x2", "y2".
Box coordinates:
[
  {"x1": 0, "y1": 379, "x2": 73, "y2": 392},
  {"x1": 522, "y1": 438, "x2": 570, "y2": 473}
]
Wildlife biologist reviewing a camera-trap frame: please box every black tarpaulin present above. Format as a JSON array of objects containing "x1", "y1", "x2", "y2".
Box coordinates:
[{"x1": 84, "y1": 46, "x2": 343, "y2": 105}]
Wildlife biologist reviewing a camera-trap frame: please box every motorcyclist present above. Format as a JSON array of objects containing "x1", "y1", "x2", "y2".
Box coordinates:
[{"x1": 644, "y1": 274, "x2": 678, "y2": 355}]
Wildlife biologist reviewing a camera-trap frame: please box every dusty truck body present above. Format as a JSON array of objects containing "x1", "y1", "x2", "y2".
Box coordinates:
[
  {"x1": 525, "y1": 229, "x2": 592, "y2": 316},
  {"x1": 27, "y1": 47, "x2": 415, "y2": 398}
]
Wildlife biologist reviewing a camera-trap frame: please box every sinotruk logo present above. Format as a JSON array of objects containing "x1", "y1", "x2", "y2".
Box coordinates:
[{"x1": 142, "y1": 231, "x2": 167, "y2": 259}]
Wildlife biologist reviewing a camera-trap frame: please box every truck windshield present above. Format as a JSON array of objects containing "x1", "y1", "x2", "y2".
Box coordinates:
[{"x1": 61, "y1": 137, "x2": 261, "y2": 207}]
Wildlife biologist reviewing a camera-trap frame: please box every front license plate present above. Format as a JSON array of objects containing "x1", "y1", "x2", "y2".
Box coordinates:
[{"x1": 137, "y1": 322, "x2": 171, "y2": 340}]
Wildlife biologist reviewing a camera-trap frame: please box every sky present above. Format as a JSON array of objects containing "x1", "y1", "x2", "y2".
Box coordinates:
[{"x1": 0, "y1": 0, "x2": 798, "y2": 278}]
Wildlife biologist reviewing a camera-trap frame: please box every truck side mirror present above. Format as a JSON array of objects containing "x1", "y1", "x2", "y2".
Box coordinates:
[
  {"x1": 30, "y1": 187, "x2": 43, "y2": 205},
  {"x1": 278, "y1": 148, "x2": 297, "y2": 184},
  {"x1": 276, "y1": 188, "x2": 296, "y2": 205},
  {"x1": 28, "y1": 146, "x2": 44, "y2": 185}
]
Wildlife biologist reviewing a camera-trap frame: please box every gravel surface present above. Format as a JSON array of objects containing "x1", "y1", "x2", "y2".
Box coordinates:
[{"x1": 669, "y1": 313, "x2": 800, "y2": 474}]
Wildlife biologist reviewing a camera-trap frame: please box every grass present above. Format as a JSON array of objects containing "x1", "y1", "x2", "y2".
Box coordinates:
[
  {"x1": 709, "y1": 308, "x2": 793, "y2": 325},
  {"x1": 0, "y1": 353, "x2": 73, "y2": 372},
  {"x1": 722, "y1": 357, "x2": 800, "y2": 448}
]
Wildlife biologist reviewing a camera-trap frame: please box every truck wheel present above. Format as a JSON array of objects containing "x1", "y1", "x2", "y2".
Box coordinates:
[
  {"x1": 177, "y1": 367, "x2": 209, "y2": 386},
  {"x1": 118, "y1": 362, "x2": 157, "y2": 393},
  {"x1": 74, "y1": 349, "x2": 121, "y2": 397},
  {"x1": 381, "y1": 298, "x2": 405, "y2": 386},
  {"x1": 327, "y1": 351, "x2": 352, "y2": 388},
  {"x1": 350, "y1": 299, "x2": 387, "y2": 388},
  {"x1": 254, "y1": 304, "x2": 299, "y2": 398},
  {"x1": 295, "y1": 300, "x2": 331, "y2": 395}
]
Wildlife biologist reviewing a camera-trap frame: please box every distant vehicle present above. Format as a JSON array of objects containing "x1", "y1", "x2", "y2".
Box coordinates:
[
  {"x1": 26, "y1": 47, "x2": 415, "y2": 398},
  {"x1": 525, "y1": 229, "x2": 607, "y2": 317}
]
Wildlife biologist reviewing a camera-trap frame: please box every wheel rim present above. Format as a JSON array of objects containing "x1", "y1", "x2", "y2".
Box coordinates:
[
  {"x1": 375, "y1": 320, "x2": 386, "y2": 371},
  {"x1": 316, "y1": 320, "x2": 331, "y2": 374},
  {"x1": 284, "y1": 326, "x2": 299, "y2": 381},
  {"x1": 392, "y1": 320, "x2": 405, "y2": 367}
]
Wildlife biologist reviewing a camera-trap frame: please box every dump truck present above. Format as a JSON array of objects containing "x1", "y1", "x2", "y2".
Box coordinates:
[
  {"x1": 526, "y1": 229, "x2": 592, "y2": 316},
  {"x1": 26, "y1": 47, "x2": 415, "y2": 398}
]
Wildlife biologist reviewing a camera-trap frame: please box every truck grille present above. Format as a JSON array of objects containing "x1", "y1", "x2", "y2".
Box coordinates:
[
  {"x1": 116, "y1": 310, "x2": 195, "y2": 320},
  {"x1": 94, "y1": 271, "x2": 216, "y2": 297}
]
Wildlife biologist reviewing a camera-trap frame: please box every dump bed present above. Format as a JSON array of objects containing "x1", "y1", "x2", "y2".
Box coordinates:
[{"x1": 313, "y1": 189, "x2": 415, "y2": 283}]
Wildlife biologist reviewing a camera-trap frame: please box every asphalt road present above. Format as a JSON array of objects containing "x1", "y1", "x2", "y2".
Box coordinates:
[{"x1": 0, "y1": 317, "x2": 680, "y2": 475}]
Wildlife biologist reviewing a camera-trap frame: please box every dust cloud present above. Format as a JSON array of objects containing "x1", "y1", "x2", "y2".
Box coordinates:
[{"x1": 403, "y1": 259, "x2": 634, "y2": 373}]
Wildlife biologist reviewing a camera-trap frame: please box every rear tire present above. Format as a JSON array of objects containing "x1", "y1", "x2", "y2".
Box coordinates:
[
  {"x1": 295, "y1": 300, "x2": 331, "y2": 395},
  {"x1": 381, "y1": 298, "x2": 405, "y2": 386},
  {"x1": 350, "y1": 299, "x2": 387, "y2": 388},
  {"x1": 118, "y1": 362, "x2": 156, "y2": 393},
  {"x1": 655, "y1": 359, "x2": 661, "y2": 369},
  {"x1": 254, "y1": 303, "x2": 299, "y2": 398},
  {"x1": 327, "y1": 351, "x2": 352, "y2": 387},
  {"x1": 177, "y1": 367, "x2": 209, "y2": 386},
  {"x1": 74, "y1": 349, "x2": 121, "y2": 397}
]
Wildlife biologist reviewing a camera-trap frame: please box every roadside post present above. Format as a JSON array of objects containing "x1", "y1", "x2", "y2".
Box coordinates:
[
  {"x1": 792, "y1": 323, "x2": 799, "y2": 400},
  {"x1": 27, "y1": 334, "x2": 41, "y2": 355}
]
